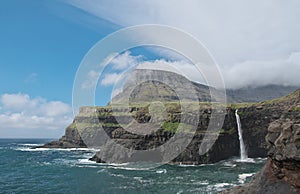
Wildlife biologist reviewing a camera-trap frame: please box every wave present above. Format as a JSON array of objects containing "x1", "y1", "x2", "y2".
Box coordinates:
[
  {"x1": 107, "y1": 166, "x2": 151, "y2": 171},
  {"x1": 235, "y1": 158, "x2": 255, "y2": 163},
  {"x1": 208, "y1": 182, "x2": 237, "y2": 192},
  {"x1": 176, "y1": 163, "x2": 215, "y2": 167},
  {"x1": 155, "y1": 169, "x2": 167, "y2": 174},
  {"x1": 238, "y1": 173, "x2": 255, "y2": 184},
  {"x1": 178, "y1": 163, "x2": 196, "y2": 167},
  {"x1": 15, "y1": 147, "x2": 99, "y2": 152},
  {"x1": 18, "y1": 143, "x2": 44, "y2": 146},
  {"x1": 77, "y1": 158, "x2": 97, "y2": 164},
  {"x1": 223, "y1": 161, "x2": 237, "y2": 167}
]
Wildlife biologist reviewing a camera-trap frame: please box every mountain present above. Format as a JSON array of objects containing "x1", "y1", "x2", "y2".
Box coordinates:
[
  {"x1": 111, "y1": 69, "x2": 215, "y2": 104},
  {"x1": 227, "y1": 85, "x2": 299, "y2": 103},
  {"x1": 112, "y1": 69, "x2": 297, "y2": 103}
]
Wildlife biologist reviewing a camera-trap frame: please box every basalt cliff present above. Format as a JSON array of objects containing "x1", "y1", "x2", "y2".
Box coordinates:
[
  {"x1": 40, "y1": 70, "x2": 299, "y2": 192},
  {"x1": 222, "y1": 89, "x2": 300, "y2": 193}
]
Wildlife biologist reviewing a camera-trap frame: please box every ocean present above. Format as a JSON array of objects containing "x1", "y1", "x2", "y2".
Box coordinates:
[{"x1": 0, "y1": 139, "x2": 266, "y2": 194}]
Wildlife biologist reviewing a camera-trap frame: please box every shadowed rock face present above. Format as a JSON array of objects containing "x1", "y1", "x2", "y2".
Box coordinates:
[
  {"x1": 40, "y1": 102, "x2": 273, "y2": 164},
  {"x1": 39, "y1": 124, "x2": 87, "y2": 148},
  {"x1": 222, "y1": 90, "x2": 300, "y2": 193}
]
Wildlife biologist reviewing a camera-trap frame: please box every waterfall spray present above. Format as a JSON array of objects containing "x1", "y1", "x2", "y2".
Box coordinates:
[{"x1": 235, "y1": 109, "x2": 248, "y2": 161}]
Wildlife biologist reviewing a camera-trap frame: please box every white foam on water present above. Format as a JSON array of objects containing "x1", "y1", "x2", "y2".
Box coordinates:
[
  {"x1": 235, "y1": 158, "x2": 255, "y2": 163},
  {"x1": 178, "y1": 164, "x2": 196, "y2": 167},
  {"x1": 76, "y1": 165, "x2": 98, "y2": 168},
  {"x1": 77, "y1": 158, "x2": 97, "y2": 164},
  {"x1": 97, "y1": 169, "x2": 107, "y2": 173},
  {"x1": 16, "y1": 147, "x2": 51, "y2": 152},
  {"x1": 107, "y1": 165, "x2": 151, "y2": 171},
  {"x1": 214, "y1": 183, "x2": 231, "y2": 188},
  {"x1": 107, "y1": 172, "x2": 127, "y2": 178},
  {"x1": 191, "y1": 180, "x2": 209, "y2": 185},
  {"x1": 108, "y1": 163, "x2": 130, "y2": 166},
  {"x1": 238, "y1": 173, "x2": 255, "y2": 184},
  {"x1": 19, "y1": 143, "x2": 44, "y2": 146},
  {"x1": 223, "y1": 161, "x2": 237, "y2": 167},
  {"x1": 155, "y1": 169, "x2": 167, "y2": 174},
  {"x1": 208, "y1": 182, "x2": 236, "y2": 192},
  {"x1": 16, "y1": 147, "x2": 99, "y2": 152},
  {"x1": 133, "y1": 176, "x2": 152, "y2": 184}
]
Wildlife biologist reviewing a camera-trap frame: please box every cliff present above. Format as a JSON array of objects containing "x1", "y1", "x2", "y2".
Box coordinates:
[
  {"x1": 222, "y1": 89, "x2": 300, "y2": 193},
  {"x1": 41, "y1": 101, "x2": 271, "y2": 164},
  {"x1": 41, "y1": 89, "x2": 300, "y2": 164},
  {"x1": 40, "y1": 69, "x2": 299, "y2": 166}
]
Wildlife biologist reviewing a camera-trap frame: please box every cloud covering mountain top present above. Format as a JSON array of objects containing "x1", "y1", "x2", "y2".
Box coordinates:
[{"x1": 66, "y1": 0, "x2": 300, "y2": 89}]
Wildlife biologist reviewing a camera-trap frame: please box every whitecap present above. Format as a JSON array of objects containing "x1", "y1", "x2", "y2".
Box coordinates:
[
  {"x1": 16, "y1": 147, "x2": 99, "y2": 152},
  {"x1": 178, "y1": 164, "x2": 196, "y2": 167},
  {"x1": 155, "y1": 169, "x2": 167, "y2": 174},
  {"x1": 19, "y1": 143, "x2": 44, "y2": 147},
  {"x1": 207, "y1": 182, "x2": 237, "y2": 192},
  {"x1": 15, "y1": 147, "x2": 51, "y2": 152},
  {"x1": 77, "y1": 158, "x2": 97, "y2": 164},
  {"x1": 76, "y1": 165, "x2": 98, "y2": 168},
  {"x1": 191, "y1": 180, "x2": 209, "y2": 185},
  {"x1": 238, "y1": 173, "x2": 255, "y2": 184},
  {"x1": 235, "y1": 158, "x2": 255, "y2": 163},
  {"x1": 223, "y1": 161, "x2": 237, "y2": 167},
  {"x1": 107, "y1": 166, "x2": 151, "y2": 171}
]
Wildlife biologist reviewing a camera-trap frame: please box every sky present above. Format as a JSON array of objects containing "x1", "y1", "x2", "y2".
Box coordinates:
[{"x1": 0, "y1": 0, "x2": 299, "y2": 138}]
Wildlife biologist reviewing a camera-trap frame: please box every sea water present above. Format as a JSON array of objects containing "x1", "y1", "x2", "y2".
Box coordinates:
[{"x1": 0, "y1": 139, "x2": 265, "y2": 193}]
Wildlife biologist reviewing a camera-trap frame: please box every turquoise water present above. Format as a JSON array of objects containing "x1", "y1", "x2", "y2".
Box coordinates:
[{"x1": 0, "y1": 139, "x2": 266, "y2": 194}]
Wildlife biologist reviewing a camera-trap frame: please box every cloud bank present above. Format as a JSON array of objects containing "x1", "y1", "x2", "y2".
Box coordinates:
[
  {"x1": 0, "y1": 93, "x2": 72, "y2": 137},
  {"x1": 66, "y1": 0, "x2": 300, "y2": 89}
]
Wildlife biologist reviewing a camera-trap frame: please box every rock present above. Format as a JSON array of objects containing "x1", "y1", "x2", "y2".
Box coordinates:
[
  {"x1": 38, "y1": 123, "x2": 87, "y2": 148},
  {"x1": 222, "y1": 90, "x2": 300, "y2": 193}
]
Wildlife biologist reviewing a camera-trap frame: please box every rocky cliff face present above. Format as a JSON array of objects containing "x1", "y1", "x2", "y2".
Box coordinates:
[
  {"x1": 41, "y1": 102, "x2": 270, "y2": 164},
  {"x1": 222, "y1": 89, "x2": 300, "y2": 193},
  {"x1": 40, "y1": 124, "x2": 86, "y2": 148},
  {"x1": 40, "y1": 69, "x2": 299, "y2": 167}
]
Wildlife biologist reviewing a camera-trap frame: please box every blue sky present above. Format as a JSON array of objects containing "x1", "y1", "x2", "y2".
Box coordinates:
[
  {"x1": 0, "y1": 0, "x2": 118, "y2": 103},
  {"x1": 0, "y1": 0, "x2": 120, "y2": 137},
  {"x1": 1, "y1": 0, "x2": 300, "y2": 138}
]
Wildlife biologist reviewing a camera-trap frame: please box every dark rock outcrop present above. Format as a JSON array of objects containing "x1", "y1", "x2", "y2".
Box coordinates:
[
  {"x1": 38, "y1": 123, "x2": 87, "y2": 148},
  {"x1": 88, "y1": 105, "x2": 270, "y2": 164},
  {"x1": 222, "y1": 90, "x2": 300, "y2": 193}
]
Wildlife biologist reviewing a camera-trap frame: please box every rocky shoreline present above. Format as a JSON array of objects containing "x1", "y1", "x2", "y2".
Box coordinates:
[{"x1": 222, "y1": 118, "x2": 300, "y2": 193}]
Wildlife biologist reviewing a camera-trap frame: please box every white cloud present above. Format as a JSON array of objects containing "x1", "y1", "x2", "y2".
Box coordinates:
[
  {"x1": 0, "y1": 93, "x2": 72, "y2": 131},
  {"x1": 223, "y1": 52, "x2": 300, "y2": 89},
  {"x1": 110, "y1": 51, "x2": 142, "y2": 70},
  {"x1": 81, "y1": 70, "x2": 99, "y2": 89},
  {"x1": 99, "y1": 51, "x2": 142, "y2": 86},
  {"x1": 66, "y1": 0, "x2": 300, "y2": 64},
  {"x1": 100, "y1": 73, "x2": 121, "y2": 86},
  {"x1": 137, "y1": 59, "x2": 206, "y2": 84},
  {"x1": 0, "y1": 93, "x2": 40, "y2": 110},
  {"x1": 81, "y1": 51, "x2": 142, "y2": 88},
  {"x1": 100, "y1": 58, "x2": 207, "y2": 87},
  {"x1": 66, "y1": 0, "x2": 300, "y2": 89}
]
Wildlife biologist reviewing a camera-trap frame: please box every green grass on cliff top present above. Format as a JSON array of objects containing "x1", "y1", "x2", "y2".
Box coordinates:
[{"x1": 79, "y1": 89, "x2": 300, "y2": 116}]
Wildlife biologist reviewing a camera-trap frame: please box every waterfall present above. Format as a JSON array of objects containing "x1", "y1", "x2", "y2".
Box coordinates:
[{"x1": 235, "y1": 109, "x2": 248, "y2": 161}]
